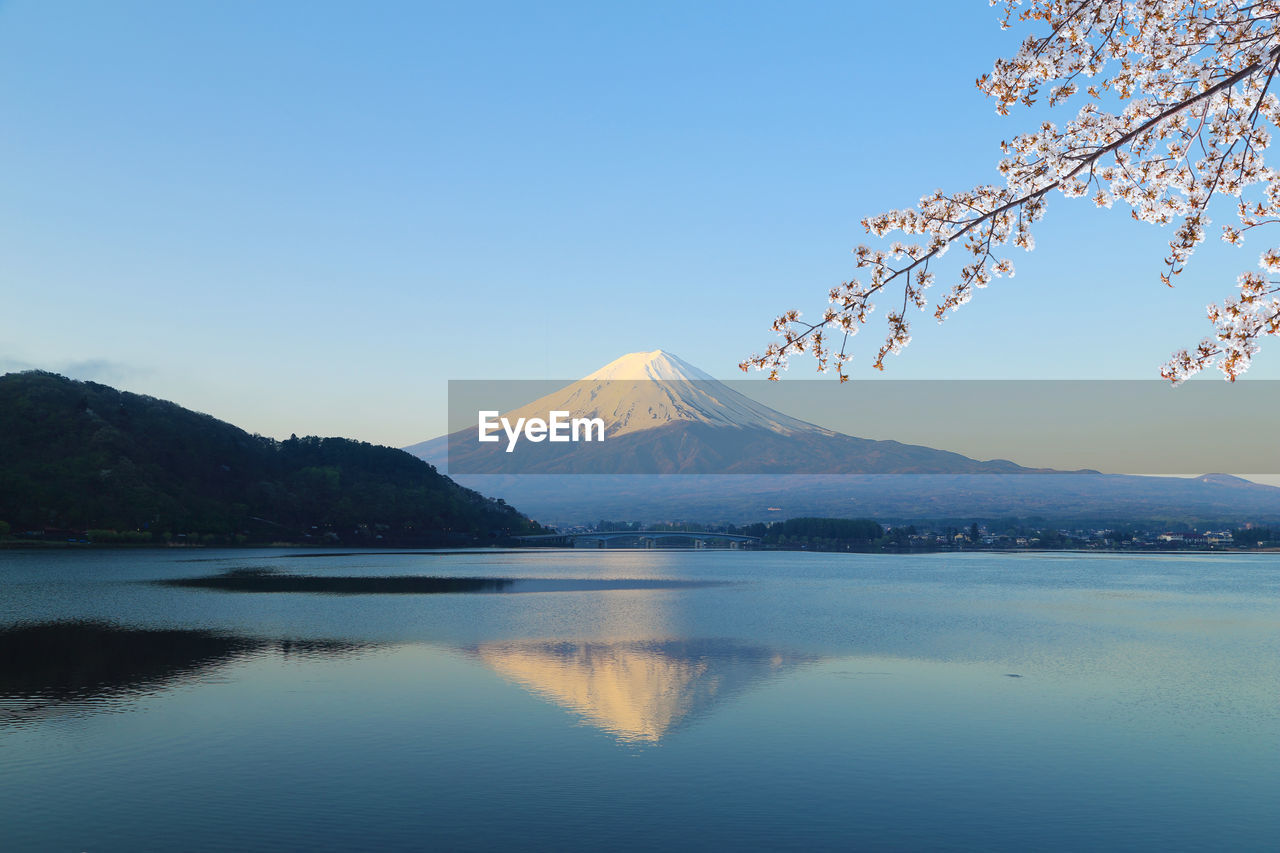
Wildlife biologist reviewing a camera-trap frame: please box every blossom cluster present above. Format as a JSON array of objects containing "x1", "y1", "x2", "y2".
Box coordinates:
[{"x1": 744, "y1": 0, "x2": 1280, "y2": 382}]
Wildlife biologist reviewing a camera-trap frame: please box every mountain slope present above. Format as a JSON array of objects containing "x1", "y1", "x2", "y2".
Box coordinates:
[{"x1": 0, "y1": 371, "x2": 541, "y2": 544}]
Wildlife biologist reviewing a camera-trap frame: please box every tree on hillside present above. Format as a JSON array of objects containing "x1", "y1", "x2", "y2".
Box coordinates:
[{"x1": 744, "y1": 0, "x2": 1280, "y2": 382}]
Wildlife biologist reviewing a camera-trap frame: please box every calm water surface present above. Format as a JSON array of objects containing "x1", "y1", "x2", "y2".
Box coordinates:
[{"x1": 1, "y1": 548, "x2": 1277, "y2": 851}]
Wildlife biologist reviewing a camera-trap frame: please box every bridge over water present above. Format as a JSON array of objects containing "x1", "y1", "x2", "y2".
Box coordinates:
[{"x1": 514, "y1": 531, "x2": 761, "y2": 549}]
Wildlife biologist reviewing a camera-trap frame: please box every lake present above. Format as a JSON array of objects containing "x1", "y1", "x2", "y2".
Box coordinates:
[{"x1": 1, "y1": 548, "x2": 1277, "y2": 851}]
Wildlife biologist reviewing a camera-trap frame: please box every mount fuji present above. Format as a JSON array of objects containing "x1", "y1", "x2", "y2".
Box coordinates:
[
  {"x1": 409, "y1": 350, "x2": 1029, "y2": 476},
  {"x1": 406, "y1": 350, "x2": 1280, "y2": 524},
  {"x1": 536, "y1": 349, "x2": 826, "y2": 438}
]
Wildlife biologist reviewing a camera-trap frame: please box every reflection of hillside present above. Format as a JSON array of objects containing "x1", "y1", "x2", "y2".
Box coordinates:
[
  {"x1": 0, "y1": 621, "x2": 366, "y2": 725},
  {"x1": 474, "y1": 639, "x2": 815, "y2": 744}
]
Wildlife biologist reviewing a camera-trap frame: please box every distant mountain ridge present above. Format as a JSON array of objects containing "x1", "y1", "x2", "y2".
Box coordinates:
[{"x1": 0, "y1": 371, "x2": 541, "y2": 545}]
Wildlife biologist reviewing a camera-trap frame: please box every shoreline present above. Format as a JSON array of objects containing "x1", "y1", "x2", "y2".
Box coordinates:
[{"x1": 3, "y1": 540, "x2": 1279, "y2": 555}]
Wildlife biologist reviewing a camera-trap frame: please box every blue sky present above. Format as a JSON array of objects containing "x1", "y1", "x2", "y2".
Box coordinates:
[{"x1": 3, "y1": 0, "x2": 1273, "y2": 446}]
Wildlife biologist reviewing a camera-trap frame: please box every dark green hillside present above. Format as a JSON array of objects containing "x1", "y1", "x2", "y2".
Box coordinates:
[{"x1": 0, "y1": 371, "x2": 541, "y2": 545}]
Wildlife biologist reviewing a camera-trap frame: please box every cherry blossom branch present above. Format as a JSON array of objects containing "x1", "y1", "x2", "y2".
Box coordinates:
[{"x1": 744, "y1": 0, "x2": 1280, "y2": 383}]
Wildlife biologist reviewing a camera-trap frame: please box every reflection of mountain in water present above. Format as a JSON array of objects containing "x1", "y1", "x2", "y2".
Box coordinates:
[
  {"x1": 0, "y1": 621, "x2": 366, "y2": 725},
  {"x1": 472, "y1": 639, "x2": 816, "y2": 744},
  {"x1": 3, "y1": 622, "x2": 818, "y2": 743}
]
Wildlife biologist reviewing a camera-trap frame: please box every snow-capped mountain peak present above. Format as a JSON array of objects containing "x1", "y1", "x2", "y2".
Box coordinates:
[
  {"x1": 505, "y1": 350, "x2": 829, "y2": 438},
  {"x1": 584, "y1": 350, "x2": 716, "y2": 383}
]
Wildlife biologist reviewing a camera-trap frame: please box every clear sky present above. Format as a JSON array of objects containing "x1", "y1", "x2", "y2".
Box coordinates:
[{"x1": 3, "y1": 0, "x2": 1275, "y2": 447}]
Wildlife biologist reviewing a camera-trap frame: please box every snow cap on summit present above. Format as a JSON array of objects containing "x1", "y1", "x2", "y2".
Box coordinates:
[
  {"x1": 584, "y1": 350, "x2": 716, "y2": 382},
  {"x1": 500, "y1": 349, "x2": 828, "y2": 438}
]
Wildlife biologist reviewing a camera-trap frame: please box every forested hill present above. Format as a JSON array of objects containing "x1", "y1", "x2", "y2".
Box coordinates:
[{"x1": 0, "y1": 371, "x2": 542, "y2": 545}]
